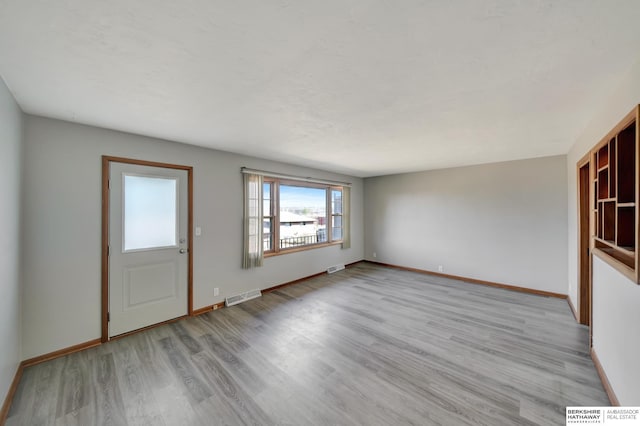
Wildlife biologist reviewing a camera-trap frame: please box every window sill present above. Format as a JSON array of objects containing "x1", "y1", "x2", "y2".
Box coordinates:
[{"x1": 264, "y1": 240, "x2": 343, "y2": 258}]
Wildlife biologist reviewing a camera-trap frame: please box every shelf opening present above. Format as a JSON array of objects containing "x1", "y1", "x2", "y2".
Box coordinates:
[
  {"x1": 602, "y1": 201, "x2": 615, "y2": 241},
  {"x1": 617, "y1": 206, "x2": 636, "y2": 249},
  {"x1": 598, "y1": 169, "x2": 609, "y2": 200},
  {"x1": 617, "y1": 122, "x2": 636, "y2": 204},
  {"x1": 597, "y1": 144, "x2": 609, "y2": 169}
]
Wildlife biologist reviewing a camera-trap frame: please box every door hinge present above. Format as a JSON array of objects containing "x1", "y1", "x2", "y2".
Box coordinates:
[
  {"x1": 107, "y1": 312, "x2": 110, "y2": 322},
  {"x1": 107, "y1": 245, "x2": 110, "y2": 256}
]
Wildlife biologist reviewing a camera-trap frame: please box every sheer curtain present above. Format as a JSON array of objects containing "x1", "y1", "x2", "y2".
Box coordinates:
[
  {"x1": 242, "y1": 173, "x2": 264, "y2": 268},
  {"x1": 342, "y1": 186, "x2": 351, "y2": 249}
]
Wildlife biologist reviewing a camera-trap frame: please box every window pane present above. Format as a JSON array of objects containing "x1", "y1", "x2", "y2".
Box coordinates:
[
  {"x1": 279, "y1": 185, "x2": 326, "y2": 248},
  {"x1": 124, "y1": 175, "x2": 177, "y2": 251},
  {"x1": 332, "y1": 215, "x2": 343, "y2": 240},
  {"x1": 263, "y1": 218, "x2": 272, "y2": 251},
  {"x1": 263, "y1": 183, "x2": 271, "y2": 216},
  {"x1": 332, "y1": 189, "x2": 342, "y2": 214},
  {"x1": 332, "y1": 227, "x2": 343, "y2": 241}
]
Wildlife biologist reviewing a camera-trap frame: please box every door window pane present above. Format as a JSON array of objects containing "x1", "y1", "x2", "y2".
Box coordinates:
[{"x1": 124, "y1": 174, "x2": 178, "y2": 251}]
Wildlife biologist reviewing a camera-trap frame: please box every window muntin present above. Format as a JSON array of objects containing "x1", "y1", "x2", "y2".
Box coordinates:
[{"x1": 264, "y1": 179, "x2": 343, "y2": 254}]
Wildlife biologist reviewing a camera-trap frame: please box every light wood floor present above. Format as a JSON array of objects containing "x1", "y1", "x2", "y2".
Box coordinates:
[{"x1": 6, "y1": 262, "x2": 609, "y2": 425}]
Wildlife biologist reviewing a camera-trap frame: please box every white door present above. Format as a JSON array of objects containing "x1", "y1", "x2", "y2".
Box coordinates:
[{"x1": 109, "y1": 162, "x2": 189, "y2": 337}]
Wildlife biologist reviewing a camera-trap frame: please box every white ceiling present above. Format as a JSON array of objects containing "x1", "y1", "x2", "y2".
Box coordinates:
[{"x1": 1, "y1": 1, "x2": 640, "y2": 177}]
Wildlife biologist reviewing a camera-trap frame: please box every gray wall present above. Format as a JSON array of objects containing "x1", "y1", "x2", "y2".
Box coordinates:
[
  {"x1": 0, "y1": 77, "x2": 23, "y2": 403},
  {"x1": 22, "y1": 116, "x2": 364, "y2": 359},
  {"x1": 566, "y1": 57, "x2": 640, "y2": 405},
  {"x1": 364, "y1": 156, "x2": 568, "y2": 294}
]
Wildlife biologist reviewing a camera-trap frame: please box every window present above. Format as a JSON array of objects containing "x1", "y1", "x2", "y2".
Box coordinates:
[{"x1": 263, "y1": 178, "x2": 344, "y2": 254}]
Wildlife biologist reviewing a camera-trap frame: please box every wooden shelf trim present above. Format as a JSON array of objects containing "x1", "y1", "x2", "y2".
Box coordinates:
[{"x1": 590, "y1": 105, "x2": 640, "y2": 284}]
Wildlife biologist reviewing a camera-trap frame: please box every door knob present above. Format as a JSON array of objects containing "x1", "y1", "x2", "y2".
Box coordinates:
[{"x1": 179, "y1": 249, "x2": 187, "y2": 254}]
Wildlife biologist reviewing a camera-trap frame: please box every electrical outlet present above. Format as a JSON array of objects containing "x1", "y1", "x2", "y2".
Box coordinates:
[
  {"x1": 373, "y1": 252, "x2": 377, "y2": 258},
  {"x1": 213, "y1": 287, "x2": 219, "y2": 297},
  {"x1": 438, "y1": 265, "x2": 443, "y2": 273}
]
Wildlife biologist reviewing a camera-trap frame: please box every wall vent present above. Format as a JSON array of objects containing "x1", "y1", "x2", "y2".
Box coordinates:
[
  {"x1": 327, "y1": 264, "x2": 345, "y2": 274},
  {"x1": 225, "y1": 289, "x2": 262, "y2": 307}
]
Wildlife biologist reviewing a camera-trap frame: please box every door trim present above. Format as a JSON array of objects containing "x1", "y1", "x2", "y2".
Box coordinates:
[
  {"x1": 576, "y1": 152, "x2": 592, "y2": 339},
  {"x1": 101, "y1": 156, "x2": 194, "y2": 342}
]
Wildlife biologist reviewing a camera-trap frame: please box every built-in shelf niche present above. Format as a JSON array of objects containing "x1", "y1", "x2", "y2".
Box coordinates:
[{"x1": 591, "y1": 105, "x2": 640, "y2": 282}]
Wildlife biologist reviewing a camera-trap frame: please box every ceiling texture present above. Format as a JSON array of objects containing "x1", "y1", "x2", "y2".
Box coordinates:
[{"x1": 1, "y1": 1, "x2": 640, "y2": 177}]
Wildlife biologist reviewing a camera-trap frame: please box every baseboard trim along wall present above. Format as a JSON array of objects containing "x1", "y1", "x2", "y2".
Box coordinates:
[
  {"x1": 1, "y1": 338, "x2": 102, "y2": 424},
  {"x1": 263, "y1": 271, "x2": 327, "y2": 293},
  {"x1": 366, "y1": 261, "x2": 568, "y2": 299},
  {"x1": 22, "y1": 338, "x2": 102, "y2": 368},
  {"x1": 263, "y1": 261, "x2": 362, "y2": 294},
  {"x1": 0, "y1": 364, "x2": 23, "y2": 425},
  {"x1": 193, "y1": 302, "x2": 226, "y2": 316},
  {"x1": 566, "y1": 295, "x2": 579, "y2": 322},
  {"x1": 591, "y1": 347, "x2": 620, "y2": 406},
  {"x1": 193, "y1": 263, "x2": 363, "y2": 315}
]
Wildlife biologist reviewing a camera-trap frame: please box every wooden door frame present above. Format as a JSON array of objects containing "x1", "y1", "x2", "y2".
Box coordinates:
[
  {"x1": 101, "y1": 156, "x2": 194, "y2": 343},
  {"x1": 576, "y1": 153, "x2": 592, "y2": 336}
]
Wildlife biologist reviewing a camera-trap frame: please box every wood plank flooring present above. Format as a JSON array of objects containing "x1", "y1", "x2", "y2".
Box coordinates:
[{"x1": 6, "y1": 263, "x2": 609, "y2": 425}]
